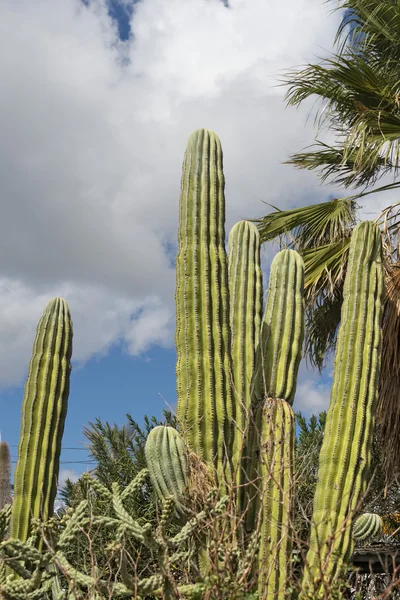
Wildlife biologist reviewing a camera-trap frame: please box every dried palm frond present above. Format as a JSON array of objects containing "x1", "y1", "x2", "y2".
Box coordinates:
[{"x1": 376, "y1": 264, "x2": 400, "y2": 482}]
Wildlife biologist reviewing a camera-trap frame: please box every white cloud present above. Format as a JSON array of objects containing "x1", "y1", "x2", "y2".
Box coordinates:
[
  {"x1": 294, "y1": 362, "x2": 333, "y2": 416},
  {"x1": 0, "y1": 0, "x2": 345, "y2": 387},
  {"x1": 58, "y1": 468, "x2": 80, "y2": 490}
]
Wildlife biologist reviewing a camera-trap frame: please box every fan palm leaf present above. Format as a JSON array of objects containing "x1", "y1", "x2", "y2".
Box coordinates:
[{"x1": 282, "y1": 0, "x2": 400, "y2": 189}]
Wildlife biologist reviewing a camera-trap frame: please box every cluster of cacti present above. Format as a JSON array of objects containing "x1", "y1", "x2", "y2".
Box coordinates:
[
  {"x1": 0, "y1": 470, "x2": 257, "y2": 599},
  {"x1": 144, "y1": 129, "x2": 384, "y2": 599},
  {"x1": 0, "y1": 128, "x2": 386, "y2": 600}
]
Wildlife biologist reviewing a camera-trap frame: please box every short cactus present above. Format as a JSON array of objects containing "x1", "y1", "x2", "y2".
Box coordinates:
[
  {"x1": 11, "y1": 298, "x2": 73, "y2": 546},
  {"x1": 0, "y1": 442, "x2": 12, "y2": 511},
  {"x1": 145, "y1": 426, "x2": 189, "y2": 514},
  {"x1": 353, "y1": 513, "x2": 383, "y2": 542}
]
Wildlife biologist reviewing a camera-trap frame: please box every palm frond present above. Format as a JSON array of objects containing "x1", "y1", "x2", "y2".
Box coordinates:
[
  {"x1": 255, "y1": 198, "x2": 357, "y2": 250},
  {"x1": 305, "y1": 293, "x2": 343, "y2": 370},
  {"x1": 377, "y1": 264, "x2": 400, "y2": 482},
  {"x1": 286, "y1": 141, "x2": 394, "y2": 187},
  {"x1": 283, "y1": 17, "x2": 400, "y2": 187},
  {"x1": 336, "y1": 0, "x2": 400, "y2": 57},
  {"x1": 303, "y1": 238, "x2": 351, "y2": 299}
]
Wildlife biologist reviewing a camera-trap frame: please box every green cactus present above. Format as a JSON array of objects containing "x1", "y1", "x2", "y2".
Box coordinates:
[
  {"x1": 10, "y1": 297, "x2": 73, "y2": 546},
  {"x1": 353, "y1": 513, "x2": 382, "y2": 542},
  {"x1": 228, "y1": 220, "x2": 263, "y2": 495},
  {"x1": 252, "y1": 249, "x2": 304, "y2": 600},
  {"x1": 145, "y1": 426, "x2": 189, "y2": 514},
  {"x1": 175, "y1": 128, "x2": 234, "y2": 488},
  {"x1": 301, "y1": 221, "x2": 384, "y2": 597},
  {"x1": 0, "y1": 442, "x2": 12, "y2": 511},
  {"x1": 257, "y1": 398, "x2": 295, "y2": 600},
  {"x1": 254, "y1": 249, "x2": 305, "y2": 406}
]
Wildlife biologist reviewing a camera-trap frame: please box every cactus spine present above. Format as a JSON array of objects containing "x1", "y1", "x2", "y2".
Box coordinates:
[
  {"x1": 0, "y1": 442, "x2": 12, "y2": 511},
  {"x1": 11, "y1": 297, "x2": 73, "y2": 545},
  {"x1": 145, "y1": 426, "x2": 189, "y2": 514},
  {"x1": 175, "y1": 129, "x2": 233, "y2": 487},
  {"x1": 353, "y1": 513, "x2": 382, "y2": 542},
  {"x1": 301, "y1": 221, "x2": 384, "y2": 597},
  {"x1": 252, "y1": 249, "x2": 304, "y2": 600},
  {"x1": 228, "y1": 220, "x2": 263, "y2": 496}
]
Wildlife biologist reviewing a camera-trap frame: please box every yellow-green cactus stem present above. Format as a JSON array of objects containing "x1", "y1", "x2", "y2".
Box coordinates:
[
  {"x1": 353, "y1": 513, "x2": 382, "y2": 542},
  {"x1": 10, "y1": 298, "x2": 73, "y2": 546},
  {"x1": 245, "y1": 250, "x2": 304, "y2": 528},
  {"x1": 228, "y1": 220, "x2": 263, "y2": 500},
  {"x1": 255, "y1": 249, "x2": 305, "y2": 405},
  {"x1": 301, "y1": 221, "x2": 384, "y2": 597},
  {"x1": 175, "y1": 129, "x2": 234, "y2": 488},
  {"x1": 145, "y1": 426, "x2": 189, "y2": 515},
  {"x1": 258, "y1": 398, "x2": 295, "y2": 600},
  {"x1": 0, "y1": 442, "x2": 12, "y2": 511},
  {"x1": 251, "y1": 250, "x2": 304, "y2": 600}
]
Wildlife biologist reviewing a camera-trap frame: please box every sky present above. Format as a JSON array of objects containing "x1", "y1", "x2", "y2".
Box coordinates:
[{"x1": 0, "y1": 0, "x2": 379, "y2": 488}]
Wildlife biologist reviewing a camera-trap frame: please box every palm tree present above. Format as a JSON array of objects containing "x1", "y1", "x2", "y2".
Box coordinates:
[{"x1": 254, "y1": 0, "x2": 400, "y2": 478}]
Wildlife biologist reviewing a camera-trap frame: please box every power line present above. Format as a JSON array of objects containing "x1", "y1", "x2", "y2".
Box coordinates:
[
  {"x1": 11, "y1": 460, "x2": 96, "y2": 465},
  {"x1": 8, "y1": 444, "x2": 88, "y2": 451}
]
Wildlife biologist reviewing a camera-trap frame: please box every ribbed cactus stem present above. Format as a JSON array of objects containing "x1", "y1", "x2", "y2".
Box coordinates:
[
  {"x1": 255, "y1": 249, "x2": 305, "y2": 404},
  {"x1": 301, "y1": 221, "x2": 384, "y2": 597},
  {"x1": 0, "y1": 442, "x2": 12, "y2": 511},
  {"x1": 245, "y1": 250, "x2": 304, "y2": 526},
  {"x1": 258, "y1": 398, "x2": 295, "y2": 600},
  {"x1": 353, "y1": 513, "x2": 382, "y2": 542},
  {"x1": 175, "y1": 129, "x2": 233, "y2": 487},
  {"x1": 11, "y1": 298, "x2": 73, "y2": 545},
  {"x1": 252, "y1": 250, "x2": 304, "y2": 600},
  {"x1": 228, "y1": 220, "x2": 263, "y2": 496},
  {"x1": 145, "y1": 426, "x2": 189, "y2": 514}
]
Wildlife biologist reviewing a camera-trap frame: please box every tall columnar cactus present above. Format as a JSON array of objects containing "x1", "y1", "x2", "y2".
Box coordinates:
[
  {"x1": 228, "y1": 220, "x2": 263, "y2": 495},
  {"x1": 301, "y1": 221, "x2": 384, "y2": 598},
  {"x1": 145, "y1": 426, "x2": 189, "y2": 515},
  {"x1": 249, "y1": 249, "x2": 304, "y2": 600},
  {"x1": 0, "y1": 442, "x2": 12, "y2": 511},
  {"x1": 175, "y1": 128, "x2": 234, "y2": 488},
  {"x1": 11, "y1": 298, "x2": 73, "y2": 546}
]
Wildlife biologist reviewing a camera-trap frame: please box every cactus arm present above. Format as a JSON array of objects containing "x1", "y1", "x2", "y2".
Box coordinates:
[
  {"x1": 253, "y1": 250, "x2": 304, "y2": 600},
  {"x1": 257, "y1": 249, "x2": 305, "y2": 404},
  {"x1": 301, "y1": 221, "x2": 384, "y2": 596},
  {"x1": 11, "y1": 298, "x2": 73, "y2": 544},
  {"x1": 258, "y1": 398, "x2": 295, "y2": 600},
  {"x1": 228, "y1": 220, "x2": 263, "y2": 490},
  {"x1": 175, "y1": 129, "x2": 233, "y2": 486}
]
